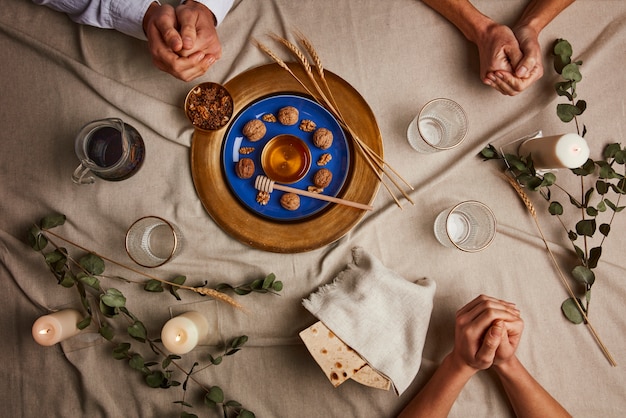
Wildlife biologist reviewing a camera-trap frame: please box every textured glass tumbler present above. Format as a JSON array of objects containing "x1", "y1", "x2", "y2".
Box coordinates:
[
  {"x1": 407, "y1": 98, "x2": 468, "y2": 153},
  {"x1": 125, "y1": 216, "x2": 182, "y2": 267},
  {"x1": 433, "y1": 201, "x2": 496, "y2": 252}
]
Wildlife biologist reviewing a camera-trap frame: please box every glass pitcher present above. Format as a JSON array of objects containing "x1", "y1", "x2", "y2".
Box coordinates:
[{"x1": 72, "y1": 118, "x2": 145, "y2": 184}]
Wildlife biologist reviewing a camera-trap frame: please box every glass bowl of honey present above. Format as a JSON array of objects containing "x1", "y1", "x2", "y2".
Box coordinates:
[{"x1": 261, "y1": 134, "x2": 312, "y2": 184}]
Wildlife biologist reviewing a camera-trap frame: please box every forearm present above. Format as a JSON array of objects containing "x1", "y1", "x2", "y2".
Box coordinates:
[
  {"x1": 420, "y1": 0, "x2": 496, "y2": 44},
  {"x1": 494, "y1": 356, "x2": 571, "y2": 418},
  {"x1": 514, "y1": 0, "x2": 575, "y2": 33},
  {"x1": 398, "y1": 354, "x2": 476, "y2": 418}
]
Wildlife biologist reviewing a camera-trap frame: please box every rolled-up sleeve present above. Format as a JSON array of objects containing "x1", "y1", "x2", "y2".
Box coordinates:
[
  {"x1": 192, "y1": 0, "x2": 235, "y2": 26},
  {"x1": 33, "y1": 0, "x2": 235, "y2": 39},
  {"x1": 33, "y1": 0, "x2": 156, "y2": 40}
]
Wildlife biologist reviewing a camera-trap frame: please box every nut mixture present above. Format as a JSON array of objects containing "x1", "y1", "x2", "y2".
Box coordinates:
[{"x1": 186, "y1": 84, "x2": 233, "y2": 130}]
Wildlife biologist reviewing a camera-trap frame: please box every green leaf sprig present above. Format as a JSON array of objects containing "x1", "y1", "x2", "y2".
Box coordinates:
[
  {"x1": 28, "y1": 214, "x2": 281, "y2": 416},
  {"x1": 479, "y1": 39, "x2": 621, "y2": 366}
]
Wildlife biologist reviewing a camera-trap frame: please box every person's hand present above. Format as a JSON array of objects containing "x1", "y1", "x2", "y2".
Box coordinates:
[
  {"x1": 450, "y1": 295, "x2": 522, "y2": 372},
  {"x1": 474, "y1": 21, "x2": 523, "y2": 90},
  {"x1": 142, "y1": 1, "x2": 220, "y2": 81},
  {"x1": 493, "y1": 308, "x2": 524, "y2": 367},
  {"x1": 486, "y1": 25, "x2": 544, "y2": 96}
]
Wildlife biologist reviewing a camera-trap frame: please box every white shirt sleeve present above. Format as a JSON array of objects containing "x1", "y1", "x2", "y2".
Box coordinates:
[
  {"x1": 33, "y1": 0, "x2": 235, "y2": 40},
  {"x1": 32, "y1": 0, "x2": 156, "y2": 40},
  {"x1": 190, "y1": 0, "x2": 235, "y2": 26}
]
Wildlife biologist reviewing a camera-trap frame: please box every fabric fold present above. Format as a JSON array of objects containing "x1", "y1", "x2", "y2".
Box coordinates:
[{"x1": 302, "y1": 247, "x2": 435, "y2": 395}]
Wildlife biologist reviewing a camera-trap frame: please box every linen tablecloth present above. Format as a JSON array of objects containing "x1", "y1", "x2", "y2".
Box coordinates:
[{"x1": 1, "y1": 0, "x2": 625, "y2": 416}]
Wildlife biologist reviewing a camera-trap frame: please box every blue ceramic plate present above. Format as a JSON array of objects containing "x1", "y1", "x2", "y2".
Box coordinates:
[{"x1": 222, "y1": 94, "x2": 350, "y2": 221}]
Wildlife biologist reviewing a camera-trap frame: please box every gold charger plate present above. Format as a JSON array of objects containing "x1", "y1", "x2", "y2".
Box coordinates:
[{"x1": 190, "y1": 63, "x2": 382, "y2": 253}]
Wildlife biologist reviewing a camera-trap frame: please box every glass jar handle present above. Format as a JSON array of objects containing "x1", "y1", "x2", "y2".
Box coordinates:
[{"x1": 72, "y1": 162, "x2": 95, "y2": 185}]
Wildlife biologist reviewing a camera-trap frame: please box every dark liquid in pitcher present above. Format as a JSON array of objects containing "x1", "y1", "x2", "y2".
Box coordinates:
[{"x1": 86, "y1": 126, "x2": 124, "y2": 167}]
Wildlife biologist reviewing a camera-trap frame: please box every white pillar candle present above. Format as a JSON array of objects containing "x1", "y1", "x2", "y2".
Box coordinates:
[
  {"x1": 161, "y1": 311, "x2": 209, "y2": 355},
  {"x1": 32, "y1": 309, "x2": 83, "y2": 346},
  {"x1": 518, "y1": 133, "x2": 589, "y2": 169}
]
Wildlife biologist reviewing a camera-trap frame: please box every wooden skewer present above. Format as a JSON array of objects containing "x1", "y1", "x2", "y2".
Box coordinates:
[{"x1": 254, "y1": 175, "x2": 373, "y2": 211}]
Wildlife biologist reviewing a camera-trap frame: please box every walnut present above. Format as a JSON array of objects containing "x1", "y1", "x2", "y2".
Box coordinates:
[
  {"x1": 262, "y1": 113, "x2": 277, "y2": 122},
  {"x1": 239, "y1": 146, "x2": 255, "y2": 155},
  {"x1": 316, "y1": 153, "x2": 332, "y2": 166},
  {"x1": 313, "y1": 168, "x2": 332, "y2": 188},
  {"x1": 277, "y1": 106, "x2": 299, "y2": 126},
  {"x1": 280, "y1": 193, "x2": 300, "y2": 211},
  {"x1": 299, "y1": 119, "x2": 316, "y2": 132},
  {"x1": 307, "y1": 186, "x2": 324, "y2": 193},
  {"x1": 242, "y1": 119, "x2": 266, "y2": 142},
  {"x1": 256, "y1": 191, "x2": 270, "y2": 205},
  {"x1": 235, "y1": 158, "x2": 255, "y2": 179},
  {"x1": 313, "y1": 128, "x2": 333, "y2": 149}
]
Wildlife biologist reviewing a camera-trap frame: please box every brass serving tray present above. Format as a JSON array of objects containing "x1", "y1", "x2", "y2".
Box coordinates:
[{"x1": 190, "y1": 63, "x2": 382, "y2": 253}]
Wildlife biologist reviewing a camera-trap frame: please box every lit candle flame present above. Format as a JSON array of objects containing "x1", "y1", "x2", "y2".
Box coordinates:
[
  {"x1": 175, "y1": 333, "x2": 182, "y2": 342},
  {"x1": 39, "y1": 328, "x2": 51, "y2": 335}
]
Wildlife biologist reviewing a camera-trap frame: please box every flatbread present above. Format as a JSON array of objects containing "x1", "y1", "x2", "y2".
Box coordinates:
[
  {"x1": 351, "y1": 364, "x2": 391, "y2": 391},
  {"x1": 299, "y1": 321, "x2": 366, "y2": 387}
]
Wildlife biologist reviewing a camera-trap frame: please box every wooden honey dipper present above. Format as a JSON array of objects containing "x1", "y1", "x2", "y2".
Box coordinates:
[{"x1": 254, "y1": 175, "x2": 373, "y2": 211}]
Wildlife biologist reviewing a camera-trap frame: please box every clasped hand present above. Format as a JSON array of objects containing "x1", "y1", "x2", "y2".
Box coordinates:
[
  {"x1": 478, "y1": 22, "x2": 543, "y2": 96},
  {"x1": 143, "y1": 1, "x2": 221, "y2": 81},
  {"x1": 450, "y1": 294, "x2": 524, "y2": 372}
]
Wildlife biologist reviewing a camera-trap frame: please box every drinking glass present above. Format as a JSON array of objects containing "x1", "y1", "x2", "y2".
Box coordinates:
[
  {"x1": 433, "y1": 201, "x2": 496, "y2": 252},
  {"x1": 407, "y1": 98, "x2": 468, "y2": 153},
  {"x1": 125, "y1": 216, "x2": 182, "y2": 267},
  {"x1": 72, "y1": 118, "x2": 145, "y2": 184}
]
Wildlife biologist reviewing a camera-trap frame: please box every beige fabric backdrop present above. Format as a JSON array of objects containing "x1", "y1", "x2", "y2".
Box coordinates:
[{"x1": 1, "y1": 0, "x2": 625, "y2": 416}]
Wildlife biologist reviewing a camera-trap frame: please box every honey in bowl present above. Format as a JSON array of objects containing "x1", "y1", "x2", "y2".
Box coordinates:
[{"x1": 261, "y1": 134, "x2": 312, "y2": 184}]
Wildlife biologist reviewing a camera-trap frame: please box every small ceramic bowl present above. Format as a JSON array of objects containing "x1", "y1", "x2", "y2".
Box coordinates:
[{"x1": 184, "y1": 82, "x2": 234, "y2": 131}]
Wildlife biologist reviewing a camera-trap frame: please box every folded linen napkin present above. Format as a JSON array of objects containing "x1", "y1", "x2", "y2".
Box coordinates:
[{"x1": 302, "y1": 247, "x2": 436, "y2": 395}]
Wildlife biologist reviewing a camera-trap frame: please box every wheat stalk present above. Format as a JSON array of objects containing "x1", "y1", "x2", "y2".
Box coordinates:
[
  {"x1": 503, "y1": 174, "x2": 616, "y2": 366},
  {"x1": 254, "y1": 32, "x2": 414, "y2": 207}
]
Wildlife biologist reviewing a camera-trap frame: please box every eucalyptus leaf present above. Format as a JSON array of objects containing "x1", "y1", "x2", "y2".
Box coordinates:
[
  {"x1": 180, "y1": 412, "x2": 198, "y2": 418},
  {"x1": 78, "y1": 275, "x2": 101, "y2": 291},
  {"x1": 548, "y1": 202, "x2": 563, "y2": 215},
  {"x1": 144, "y1": 279, "x2": 164, "y2": 292},
  {"x1": 599, "y1": 223, "x2": 610, "y2": 237},
  {"x1": 101, "y1": 288, "x2": 127, "y2": 308},
  {"x1": 128, "y1": 353, "x2": 145, "y2": 372},
  {"x1": 128, "y1": 320, "x2": 148, "y2": 342},
  {"x1": 557, "y1": 103, "x2": 582, "y2": 122},
  {"x1": 572, "y1": 265, "x2": 595, "y2": 285},
  {"x1": 238, "y1": 410, "x2": 256, "y2": 418},
  {"x1": 40, "y1": 214, "x2": 66, "y2": 229},
  {"x1": 596, "y1": 180, "x2": 609, "y2": 195},
  {"x1": 205, "y1": 386, "x2": 224, "y2": 406},
  {"x1": 99, "y1": 324, "x2": 114, "y2": 341},
  {"x1": 575, "y1": 219, "x2": 596, "y2": 236},
  {"x1": 77, "y1": 316, "x2": 91, "y2": 330},
  {"x1": 561, "y1": 298, "x2": 585, "y2": 324},
  {"x1": 145, "y1": 371, "x2": 166, "y2": 388},
  {"x1": 553, "y1": 39, "x2": 573, "y2": 57},
  {"x1": 28, "y1": 225, "x2": 48, "y2": 251},
  {"x1": 561, "y1": 63, "x2": 582, "y2": 82},
  {"x1": 79, "y1": 254, "x2": 105, "y2": 275},
  {"x1": 588, "y1": 247, "x2": 602, "y2": 269}
]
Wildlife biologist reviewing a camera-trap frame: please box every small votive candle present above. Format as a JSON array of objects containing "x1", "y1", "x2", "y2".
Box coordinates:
[
  {"x1": 518, "y1": 133, "x2": 590, "y2": 169},
  {"x1": 32, "y1": 309, "x2": 83, "y2": 346},
  {"x1": 161, "y1": 311, "x2": 209, "y2": 355}
]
